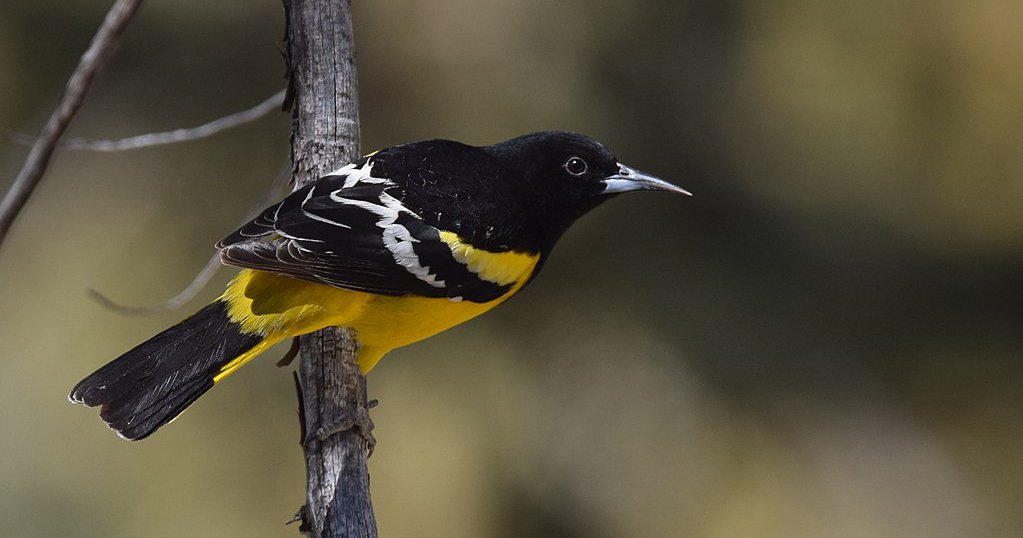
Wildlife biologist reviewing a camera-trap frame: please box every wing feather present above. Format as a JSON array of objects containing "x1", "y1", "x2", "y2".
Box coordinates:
[{"x1": 217, "y1": 163, "x2": 511, "y2": 302}]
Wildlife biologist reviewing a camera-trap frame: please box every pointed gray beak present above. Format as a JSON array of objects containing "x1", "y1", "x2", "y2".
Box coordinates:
[{"x1": 601, "y1": 164, "x2": 691, "y2": 196}]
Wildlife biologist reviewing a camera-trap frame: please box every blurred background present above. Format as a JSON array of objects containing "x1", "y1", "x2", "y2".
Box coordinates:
[{"x1": 1, "y1": 1, "x2": 1021, "y2": 536}]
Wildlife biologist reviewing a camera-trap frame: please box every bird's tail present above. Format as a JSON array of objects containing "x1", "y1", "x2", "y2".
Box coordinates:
[{"x1": 69, "y1": 300, "x2": 269, "y2": 440}]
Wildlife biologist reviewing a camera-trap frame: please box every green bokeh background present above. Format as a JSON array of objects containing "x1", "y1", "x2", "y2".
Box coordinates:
[{"x1": 2, "y1": 1, "x2": 1021, "y2": 537}]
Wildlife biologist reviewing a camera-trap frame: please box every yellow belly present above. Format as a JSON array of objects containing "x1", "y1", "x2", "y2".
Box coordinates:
[{"x1": 217, "y1": 261, "x2": 535, "y2": 376}]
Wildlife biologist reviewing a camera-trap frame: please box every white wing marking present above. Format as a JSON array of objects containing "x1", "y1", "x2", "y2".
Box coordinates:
[
  {"x1": 325, "y1": 159, "x2": 393, "y2": 189},
  {"x1": 328, "y1": 189, "x2": 447, "y2": 288},
  {"x1": 300, "y1": 185, "x2": 352, "y2": 229}
]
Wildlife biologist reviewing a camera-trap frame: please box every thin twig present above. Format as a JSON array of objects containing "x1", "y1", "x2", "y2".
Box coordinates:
[
  {"x1": 0, "y1": 0, "x2": 142, "y2": 250},
  {"x1": 87, "y1": 162, "x2": 292, "y2": 315},
  {"x1": 86, "y1": 254, "x2": 222, "y2": 316},
  {"x1": 10, "y1": 89, "x2": 286, "y2": 152}
]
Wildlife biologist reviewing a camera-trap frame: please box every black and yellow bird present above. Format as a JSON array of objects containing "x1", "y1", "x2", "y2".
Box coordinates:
[{"x1": 70, "y1": 131, "x2": 689, "y2": 440}]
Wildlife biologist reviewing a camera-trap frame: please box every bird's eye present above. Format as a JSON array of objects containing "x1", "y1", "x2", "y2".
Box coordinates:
[{"x1": 563, "y1": 156, "x2": 588, "y2": 177}]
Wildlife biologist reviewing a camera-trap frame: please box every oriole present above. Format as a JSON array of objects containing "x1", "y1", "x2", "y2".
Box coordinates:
[{"x1": 70, "y1": 131, "x2": 689, "y2": 440}]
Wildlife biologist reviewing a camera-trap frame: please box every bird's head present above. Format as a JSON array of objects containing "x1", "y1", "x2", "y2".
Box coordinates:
[{"x1": 487, "y1": 131, "x2": 689, "y2": 250}]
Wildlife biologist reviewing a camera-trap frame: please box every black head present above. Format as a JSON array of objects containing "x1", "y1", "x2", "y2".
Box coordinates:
[{"x1": 485, "y1": 131, "x2": 689, "y2": 250}]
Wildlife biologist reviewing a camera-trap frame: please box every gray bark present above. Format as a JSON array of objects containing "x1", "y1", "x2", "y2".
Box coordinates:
[{"x1": 282, "y1": 0, "x2": 376, "y2": 536}]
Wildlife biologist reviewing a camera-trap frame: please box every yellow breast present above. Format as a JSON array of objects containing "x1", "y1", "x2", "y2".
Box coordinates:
[
  {"x1": 219, "y1": 235, "x2": 540, "y2": 373},
  {"x1": 438, "y1": 231, "x2": 538, "y2": 286}
]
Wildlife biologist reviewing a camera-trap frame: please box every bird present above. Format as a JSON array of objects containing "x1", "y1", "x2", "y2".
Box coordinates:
[{"x1": 69, "y1": 131, "x2": 689, "y2": 440}]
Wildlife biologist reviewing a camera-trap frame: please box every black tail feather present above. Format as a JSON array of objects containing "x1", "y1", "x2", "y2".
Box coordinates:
[{"x1": 70, "y1": 301, "x2": 263, "y2": 440}]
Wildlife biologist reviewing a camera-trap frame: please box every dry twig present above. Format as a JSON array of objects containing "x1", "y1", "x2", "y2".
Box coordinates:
[
  {"x1": 87, "y1": 253, "x2": 222, "y2": 316},
  {"x1": 0, "y1": 0, "x2": 142, "y2": 249},
  {"x1": 283, "y1": 0, "x2": 376, "y2": 535},
  {"x1": 11, "y1": 89, "x2": 285, "y2": 152},
  {"x1": 87, "y1": 162, "x2": 292, "y2": 315}
]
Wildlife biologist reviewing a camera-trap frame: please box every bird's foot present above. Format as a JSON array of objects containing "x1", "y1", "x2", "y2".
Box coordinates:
[{"x1": 303, "y1": 404, "x2": 376, "y2": 456}]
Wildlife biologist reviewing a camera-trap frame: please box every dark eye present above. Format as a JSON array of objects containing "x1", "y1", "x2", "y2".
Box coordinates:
[{"x1": 563, "y1": 156, "x2": 588, "y2": 177}]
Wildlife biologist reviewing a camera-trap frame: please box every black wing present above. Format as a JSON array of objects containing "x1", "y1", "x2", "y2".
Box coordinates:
[{"x1": 217, "y1": 164, "x2": 510, "y2": 303}]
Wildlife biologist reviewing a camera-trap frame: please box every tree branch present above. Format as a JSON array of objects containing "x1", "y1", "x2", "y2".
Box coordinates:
[
  {"x1": 86, "y1": 252, "x2": 222, "y2": 315},
  {"x1": 86, "y1": 162, "x2": 292, "y2": 316},
  {"x1": 282, "y1": 0, "x2": 376, "y2": 537},
  {"x1": 10, "y1": 89, "x2": 286, "y2": 152},
  {"x1": 0, "y1": 0, "x2": 142, "y2": 250}
]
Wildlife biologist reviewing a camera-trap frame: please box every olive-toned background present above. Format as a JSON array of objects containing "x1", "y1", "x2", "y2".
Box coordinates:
[{"x1": 2, "y1": 1, "x2": 1021, "y2": 537}]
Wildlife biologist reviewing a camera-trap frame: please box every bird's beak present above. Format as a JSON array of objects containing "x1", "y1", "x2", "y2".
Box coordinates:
[{"x1": 601, "y1": 164, "x2": 691, "y2": 196}]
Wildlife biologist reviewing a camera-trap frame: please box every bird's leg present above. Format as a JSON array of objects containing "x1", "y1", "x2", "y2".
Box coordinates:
[{"x1": 276, "y1": 337, "x2": 302, "y2": 367}]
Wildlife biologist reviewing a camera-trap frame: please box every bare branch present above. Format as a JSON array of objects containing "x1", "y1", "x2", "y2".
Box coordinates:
[
  {"x1": 86, "y1": 254, "x2": 222, "y2": 316},
  {"x1": 87, "y1": 162, "x2": 292, "y2": 315},
  {"x1": 283, "y1": 0, "x2": 375, "y2": 535},
  {"x1": 0, "y1": 0, "x2": 142, "y2": 250},
  {"x1": 11, "y1": 89, "x2": 286, "y2": 152}
]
